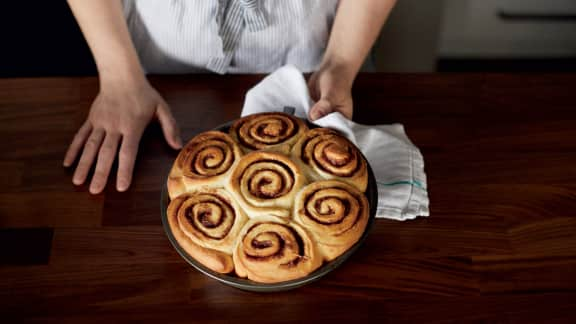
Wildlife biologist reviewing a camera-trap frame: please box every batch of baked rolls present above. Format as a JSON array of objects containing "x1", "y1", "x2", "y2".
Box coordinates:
[{"x1": 166, "y1": 112, "x2": 370, "y2": 283}]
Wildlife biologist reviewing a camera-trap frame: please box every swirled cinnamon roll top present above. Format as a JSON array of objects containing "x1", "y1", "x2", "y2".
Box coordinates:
[
  {"x1": 229, "y1": 151, "x2": 306, "y2": 218},
  {"x1": 167, "y1": 188, "x2": 247, "y2": 273},
  {"x1": 233, "y1": 216, "x2": 322, "y2": 283},
  {"x1": 293, "y1": 180, "x2": 369, "y2": 261},
  {"x1": 168, "y1": 131, "x2": 243, "y2": 199},
  {"x1": 165, "y1": 116, "x2": 373, "y2": 282},
  {"x1": 292, "y1": 128, "x2": 368, "y2": 192},
  {"x1": 230, "y1": 112, "x2": 308, "y2": 154}
]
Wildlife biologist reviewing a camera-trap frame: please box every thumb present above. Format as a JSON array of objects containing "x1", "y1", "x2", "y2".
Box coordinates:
[
  {"x1": 309, "y1": 99, "x2": 332, "y2": 121},
  {"x1": 156, "y1": 103, "x2": 183, "y2": 149}
]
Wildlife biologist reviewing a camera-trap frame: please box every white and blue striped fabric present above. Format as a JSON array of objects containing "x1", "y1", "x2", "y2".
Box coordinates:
[{"x1": 122, "y1": 0, "x2": 339, "y2": 74}]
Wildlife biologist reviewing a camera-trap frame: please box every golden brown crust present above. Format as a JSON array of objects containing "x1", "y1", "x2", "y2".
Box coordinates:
[
  {"x1": 165, "y1": 115, "x2": 372, "y2": 283},
  {"x1": 168, "y1": 131, "x2": 243, "y2": 200},
  {"x1": 233, "y1": 216, "x2": 323, "y2": 283},
  {"x1": 228, "y1": 151, "x2": 306, "y2": 218},
  {"x1": 167, "y1": 189, "x2": 247, "y2": 273},
  {"x1": 291, "y1": 128, "x2": 368, "y2": 192},
  {"x1": 293, "y1": 180, "x2": 369, "y2": 261},
  {"x1": 166, "y1": 174, "x2": 187, "y2": 201},
  {"x1": 229, "y1": 112, "x2": 308, "y2": 154}
]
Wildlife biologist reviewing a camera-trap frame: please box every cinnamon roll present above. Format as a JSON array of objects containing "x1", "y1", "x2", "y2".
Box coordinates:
[
  {"x1": 233, "y1": 216, "x2": 323, "y2": 283},
  {"x1": 293, "y1": 180, "x2": 369, "y2": 261},
  {"x1": 168, "y1": 131, "x2": 243, "y2": 200},
  {"x1": 167, "y1": 188, "x2": 247, "y2": 273},
  {"x1": 229, "y1": 151, "x2": 306, "y2": 218},
  {"x1": 292, "y1": 128, "x2": 368, "y2": 192},
  {"x1": 229, "y1": 112, "x2": 308, "y2": 154}
]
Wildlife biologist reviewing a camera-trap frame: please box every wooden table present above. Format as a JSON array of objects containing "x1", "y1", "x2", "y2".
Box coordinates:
[{"x1": 1, "y1": 74, "x2": 576, "y2": 322}]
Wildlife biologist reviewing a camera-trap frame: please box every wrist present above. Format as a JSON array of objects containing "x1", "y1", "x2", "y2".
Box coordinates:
[
  {"x1": 317, "y1": 59, "x2": 357, "y2": 90},
  {"x1": 96, "y1": 52, "x2": 146, "y2": 88},
  {"x1": 99, "y1": 65, "x2": 147, "y2": 92}
]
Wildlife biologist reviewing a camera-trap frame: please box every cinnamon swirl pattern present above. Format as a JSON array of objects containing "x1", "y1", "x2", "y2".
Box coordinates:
[
  {"x1": 165, "y1": 113, "x2": 373, "y2": 284},
  {"x1": 292, "y1": 128, "x2": 368, "y2": 192},
  {"x1": 168, "y1": 131, "x2": 243, "y2": 199},
  {"x1": 229, "y1": 151, "x2": 305, "y2": 218},
  {"x1": 167, "y1": 189, "x2": 247, "y2": 273},
  {"x1": 229, "y1": 112, "x2": 308, "y2": 154},
  {"x1": 293, "y1": 180, "x2": 369, "y2": 261},
  {"x1": 233, "y1": 216, "x2": 323, "y2": 283}
]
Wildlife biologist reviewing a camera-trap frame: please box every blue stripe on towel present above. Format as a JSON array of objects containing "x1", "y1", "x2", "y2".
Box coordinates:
[{"x1": 378, "y1": 180, "x2": 426, "y2": 190}]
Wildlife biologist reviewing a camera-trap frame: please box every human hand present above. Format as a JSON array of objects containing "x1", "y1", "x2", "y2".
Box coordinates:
[
  {"x1": 307, "y1": 64, "x2": 354, "y2": 121},
  {"x1": 63, "y1": 78, "x2": 182, "y2": 194}
]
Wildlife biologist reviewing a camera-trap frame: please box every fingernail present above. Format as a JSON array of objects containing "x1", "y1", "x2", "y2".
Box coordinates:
[
  {"x1": 117, "y1": 180, "x2": 128, "y2": 192},
  {"x1": 309, "y1": 111, "x2": 319, "y2": 121},
  {"x1": 313, "y1": 111, "x2": 326, "y2": 121},
  {"x1": 89, "y1": 183, "x2": 101, "y2": 194}
]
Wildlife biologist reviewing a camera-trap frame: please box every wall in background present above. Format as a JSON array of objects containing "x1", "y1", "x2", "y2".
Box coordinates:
[
  {"x1": 0, "y1": 2, "x2": 96, "y2": 77},
  {"x1": 373, "y1": 0, "x2": 445, "y2": 72},
  {"x1": 437, "y1": 0, "x2": 576, "y2": 71},
  {"x1": 439, "y1": 0, "x2": 576, "y2": 58}
]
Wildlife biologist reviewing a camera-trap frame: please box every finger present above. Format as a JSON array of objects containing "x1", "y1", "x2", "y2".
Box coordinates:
[
  {"x1": 72, "y1": 129, "x2": 105, "y2": 185},
  {"x1": 63, "y1": 121, "x2": 92, "y2": 167},
  {"x1": 307, "y1": 76, "x2": 320, "y2": 100},
  {"x1": 156, "y1": 103, "x2": 182, "y2": 149},
  {"x1": 89, "y1": 132, "x2": 121, "y2": 194},
  {"x1": 309, "y1": 99, "x2": 333, "y2": 121},
  {"x1": 116, "y1": 134, "x2": 140, "y2": 192},
  {"x1": 342, "y1": 104, "x2": 353, "y2": 120}
]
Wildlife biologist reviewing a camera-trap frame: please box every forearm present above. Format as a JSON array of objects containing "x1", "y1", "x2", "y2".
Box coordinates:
[
  {"x1": 321, "y1": 0, "x2": 396, "y2": 83},
  {"x1": 67, "y1": 0, "x2": 144, "y2": 86}
]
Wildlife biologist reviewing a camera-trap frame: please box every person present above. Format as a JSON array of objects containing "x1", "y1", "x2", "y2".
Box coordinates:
[{"x1": 62, "y1": 0, "x2": 397, "y2": 194}]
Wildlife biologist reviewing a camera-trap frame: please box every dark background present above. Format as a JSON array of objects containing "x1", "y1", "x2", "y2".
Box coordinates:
[{"x1": 0, "y1": 2, "x2": 96, "y2": 77}]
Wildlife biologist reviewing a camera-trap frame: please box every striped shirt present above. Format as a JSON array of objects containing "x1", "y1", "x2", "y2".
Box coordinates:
[{"x1": 122, "y1": 0, "x2": 339, "y2": 74}]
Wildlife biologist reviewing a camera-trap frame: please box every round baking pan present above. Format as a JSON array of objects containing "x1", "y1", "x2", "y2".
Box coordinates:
[{"x1": 161, "y1": 118, "x2": 378, "y2": 292}]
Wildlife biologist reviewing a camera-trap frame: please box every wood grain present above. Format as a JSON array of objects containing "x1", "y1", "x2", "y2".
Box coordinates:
[{"x1": 1, "y1": 74, "x2": 576, "y2": 322}]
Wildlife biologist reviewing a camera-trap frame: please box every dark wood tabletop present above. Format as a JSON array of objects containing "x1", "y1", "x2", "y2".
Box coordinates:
[{"x1": 1, "y1": 73, "x2": 576, "y2": 323}]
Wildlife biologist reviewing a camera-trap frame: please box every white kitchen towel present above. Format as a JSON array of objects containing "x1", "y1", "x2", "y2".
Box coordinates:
[{"x1": 241, "y1": 65, "x2": 429, "y2": 220}]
